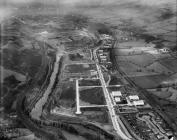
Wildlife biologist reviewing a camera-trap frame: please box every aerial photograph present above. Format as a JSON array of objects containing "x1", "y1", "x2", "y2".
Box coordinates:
[{"x1": 0, "y1": 0, "x2": 177, "y2": 140}]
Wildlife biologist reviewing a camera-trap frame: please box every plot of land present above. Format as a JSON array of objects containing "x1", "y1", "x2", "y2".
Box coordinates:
[
  {"x1": 79, "y1": 79, "x2": 101, "y2": 86},
  {"x1": 109, "y1": 75, "x2": 122, "y2": 85},
  {"x1": 80, "y1": 107, "x2": 110, "y2": 124},
  {"x1": 118, "y1": 61, "x2": 156, "y2": 76},
  {"x1": 58, "y1": 83, "x2": 76, "y2": 108},
  {"x1": 119, "y1": 54, "x2": 155, "y2": 67},
  {"x1": 79, "y1": 87, "x2": 105, "y2": 105},
  {"x1": 159, "y1": 58, "x2": 177, "y2": 73},
  {"x1": 148, "y1": 62, "x2": 173, "y2": 74},
  {"x1": 68, "y1": 52, "x2": 91, "y2": 62},
  {"x1": 65, "y1": 64, "x2": 96, "y2": 73},
  {"x1": 130, "y1": 74, "x2": 169, "y2": 89},
  {"x1": 148, "y1": 87, "x2": 177, "y2": 102}
]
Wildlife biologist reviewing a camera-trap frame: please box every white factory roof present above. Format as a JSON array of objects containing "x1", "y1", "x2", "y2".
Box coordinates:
[
  {"x1": 129, "y1": 95, "x2": 139, "y2": 100},
  {"x1": 114, "y1": 97, "x2": 121, "y2": 102},
  {"x1": 98, "y1": 50, "x2": 103, "y2": 52},
  {"x1": 100, "y1": 55, "x2": 107, "y2": 58},
  {"x1": 112, "y1": 91, "x2": 122, "y2": 97},
  {"x1": 133, "y1": 100, "x2": 144, "y2": 106}
]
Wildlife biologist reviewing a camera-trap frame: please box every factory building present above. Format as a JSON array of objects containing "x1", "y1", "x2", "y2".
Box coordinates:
[
  {"x1": 133, "y1": 100, "x2": 144, "y2": 106},
  {"x1": 114, "y1": 97, "x2": 121, "y2": 102},
  {"x1": 90, "y1": 70, "x2": 97, "y2": 76},
  {"x1": 128, "y1": 95, "x2": 139, "y2": 101},
  {"x1": 112, "y1": 91, "x2": 122, "y2": 97}
]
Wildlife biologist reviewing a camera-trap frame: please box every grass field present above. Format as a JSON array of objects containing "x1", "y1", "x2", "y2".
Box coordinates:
[
  {"x1": 146, "y1": 62, "x2": 173, "y2": 74},
  {"x1": 80, "y1": 107, "x2": 110, "y2": 124},
  {"x1": 130, "y1": 74, "x2": 169, "y2": 89},
  {"x1": 79, "y1": 79, "x2": 101, "y2": 86},
  {"x1": 69, "y1": 53, "x2": 84, "y2": 61},
  {"x1": 109, "y1": 75, "x2": 122, "y2": 85},
  {"x1": 79, "y1": 87, "x2": 105, "y2": 105},
  {"x1": 58, "y1": 83, "x2": 76, "y2": 108},
  {"x1": 159, "y1": 58, "x2": 177, "y2": 73},
  {"x1": 118, "y1": 61, "x2": 157, "y2": 76},
  {"x1": 65, "y1": 64, "x2": 96, "y2": 74},
  {"x1": 118, "y1": 54, "x2": 155, "y2": 67},
  {"x1": 148, "y1": 87, "x2": 177, "y2": 102}
]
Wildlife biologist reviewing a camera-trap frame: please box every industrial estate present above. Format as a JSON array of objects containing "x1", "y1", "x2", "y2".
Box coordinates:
[{"x1": 0, "y1": 0, "x2": 177, "y2": 140}]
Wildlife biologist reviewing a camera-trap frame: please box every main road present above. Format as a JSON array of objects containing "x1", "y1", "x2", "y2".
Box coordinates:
[{"x1": 93, "y1": 48, "x2": 131, "y2": 140}]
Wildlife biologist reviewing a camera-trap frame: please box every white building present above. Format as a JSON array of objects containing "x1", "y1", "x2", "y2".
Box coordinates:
[
  {"x1": 112, "y1": 91, "x2": 122, "y2": 97},
  {"x1": 114, "y1": 97, "x2": 121, "y2": 102},
  {"x1": 129, "y1": 95, "x2": 139, "y2": 101},
  {"x1": 98, "y1": 50, "x2": 103, "y2": 53},
  {"x1": 133, "y1": 100, "x2": 144, "y2": 106},
  {"x1": 90, "y1": 70, "x2": 97, "y2": 76},
  {"x1": 100, "y1": 55, "x2": 107, "y2": 59},
  {"x1": 103, "y1": 45, "x2": 111, "y2": 48}
]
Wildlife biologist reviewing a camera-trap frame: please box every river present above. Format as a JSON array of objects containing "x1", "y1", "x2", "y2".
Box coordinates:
[{"x1": 30, "y1": 49, "x2": 62, "y2": 120}]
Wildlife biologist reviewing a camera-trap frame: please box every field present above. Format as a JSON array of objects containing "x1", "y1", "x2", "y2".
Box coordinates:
[
  {"x1": 65, "y1": 64, "x2": 96, "y2": 74},
  {"x1": 117, "y1": 54, "x2": 155, "y2": 67},
  {"x1": 79, "y1": 87, "x2": 105, "y2": 105},
  {"x1": 146, "y1": 62, "x2": 173, "y2": 74},
  {"x1": 57, "y1": 83, "x2": 76, "y2": 108},
  {"x1": 114, "y1": 40, "x2": 177, "y2": 89},
  {"x1": 148, "y1": 87, "x2": 177, "y2": 102},
  {"x1": 68, "y1": 51, "x2": 91, "y2": 62},
  {"x1": 79, "y1": 79, "x2": 101, "y2": 86},
  {"x1": 109, "y1": 75, "x2": 122, "y2": 85},
  {"x1": 107, "y1": 86, "x2": 125, "y2": 93},
  {"x1": 80, "y1": 107, "x2": 110, "y2": 124},
  {"x1": 62, "y1": 131, "x2": 86, "y2": 140},
  {"x1": 130, "y1": 74, "x2": 169, "y2": 89},
  {"x1": 118, "y1": 61, "x2": 156, "y2": 76},
  {"x1": 159, "y1": 58, "x2": 177, "y2": 73},
  {"x1": 69, "y1": 53, "x2": 84, "y2": 61}
]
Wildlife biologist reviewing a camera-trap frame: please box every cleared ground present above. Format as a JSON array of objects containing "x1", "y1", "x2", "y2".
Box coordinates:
[
  {"x1": 80, "y1": 107, "x2": 110, "y2": 124},
  {"x1": 79, "y1": 87, "x2": 106, "y2": 105},
  {"x1": 79, "y1": 79, "x2": 101, "y2": 87},
  {"x1": 65, "y1": 64, "x2": 96, "y2": 74}
]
